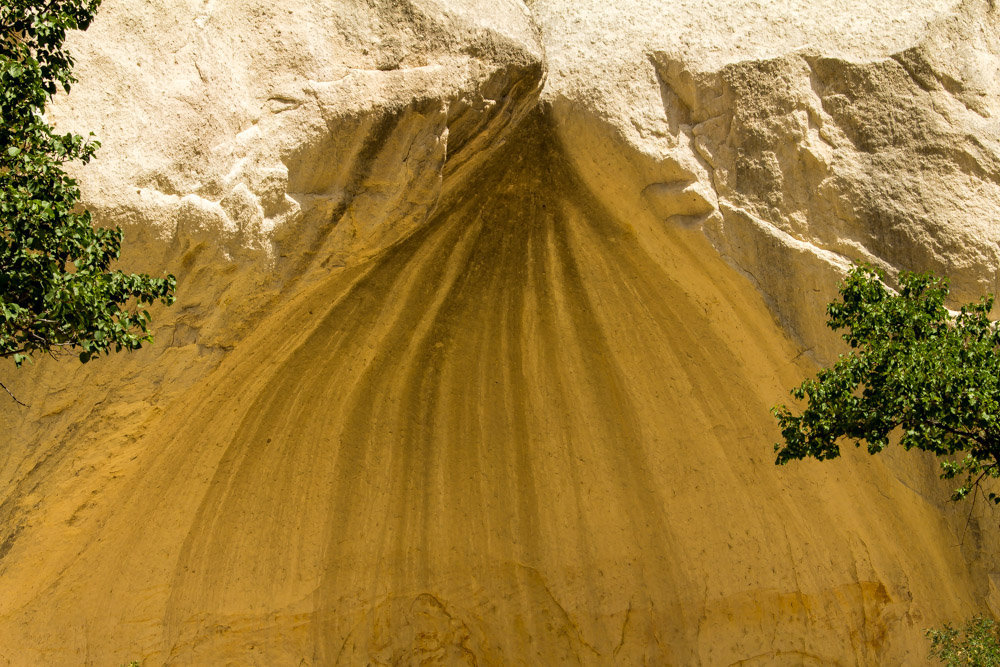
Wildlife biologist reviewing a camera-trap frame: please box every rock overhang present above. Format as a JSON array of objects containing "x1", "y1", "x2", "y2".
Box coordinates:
[{"x1": 4, "y1": 1, "x2": 1000, "y2": 663}]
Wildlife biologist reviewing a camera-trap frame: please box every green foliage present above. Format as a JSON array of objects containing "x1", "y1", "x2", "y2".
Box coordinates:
[
  {"x1": 0, "y1": 0, "x2": 174, "y2": 368},
  {"x1": 927, "y1": 616, "x2": 1000, "y2": 666},
  {"x1": 773, "y1": 264, "x2": 1000, "y2": 502}
]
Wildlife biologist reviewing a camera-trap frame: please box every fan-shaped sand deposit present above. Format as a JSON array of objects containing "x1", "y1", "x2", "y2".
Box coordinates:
[{"x1": 2, "y1": 0, "x2": 1000, "y2": 663}]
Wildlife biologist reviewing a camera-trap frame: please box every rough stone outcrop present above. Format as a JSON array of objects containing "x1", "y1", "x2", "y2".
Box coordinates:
[
  {"x1": 536, "y1": 0, "x2": 1000, "y2": 359},
  {"x1": 1, "y1": 0, "x2": 999, "y2": 664}
]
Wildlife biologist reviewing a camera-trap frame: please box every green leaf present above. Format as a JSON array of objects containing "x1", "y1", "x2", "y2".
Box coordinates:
[
  {"x1": 0, "y1": 0, "x2": 176, "y2": 384},
  {"x1": 773, "y1": 264, "x2": 1000, "y2": 503}
]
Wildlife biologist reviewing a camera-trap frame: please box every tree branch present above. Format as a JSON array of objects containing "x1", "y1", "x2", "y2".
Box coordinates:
[
  {"x1": 0, "y1": 380, "x2": 27, "y2": 407},
  {"x1": 925, "y1": 418, "x2": 995, "y2": 453},
  {"x1": 961, "y1": 465, "x2": 997, "y2": 546}
]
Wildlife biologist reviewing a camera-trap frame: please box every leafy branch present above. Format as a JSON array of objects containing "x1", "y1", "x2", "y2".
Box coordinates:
[
  {"x1": 0, "y1": 0, "x2": 175, "y2": 374},
  {"x1": 773, "y1": 264, "x2": 1000, "y2": 503}
]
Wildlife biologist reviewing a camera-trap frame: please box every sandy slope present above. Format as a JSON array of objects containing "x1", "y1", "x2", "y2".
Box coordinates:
[
  {"x1": 0, "y1": 111, "x2": 991, "y2": 664},
  {"x1": 2, "y1": 0, "x2": 1000, "y2": 663}
]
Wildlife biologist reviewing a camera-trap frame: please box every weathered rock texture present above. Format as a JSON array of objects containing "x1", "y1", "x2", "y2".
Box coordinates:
[{"x1": 1, "y1": 0, "x2": 1000, "y2": 664}]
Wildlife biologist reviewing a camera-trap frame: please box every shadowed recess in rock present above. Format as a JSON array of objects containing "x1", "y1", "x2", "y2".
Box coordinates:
[
  {"x1": 0, "y1": 110, "x2": 982, "y2": 665},
  {"x1": 122, "y1": 111, "x2": 929, "y2": 663},
  {"x1": 161, "y1": 111, "x2": 702, "y2": 662}
]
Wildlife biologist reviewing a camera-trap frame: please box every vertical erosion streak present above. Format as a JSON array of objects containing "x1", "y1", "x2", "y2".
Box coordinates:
[{"x1": 161, "y1": 112, "x2": 765, "y2": 663}]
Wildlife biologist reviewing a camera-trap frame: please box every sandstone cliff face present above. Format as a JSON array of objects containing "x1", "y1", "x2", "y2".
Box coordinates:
[{"x1": 1, "y1": 0, "x2": 999, "y2": 664}]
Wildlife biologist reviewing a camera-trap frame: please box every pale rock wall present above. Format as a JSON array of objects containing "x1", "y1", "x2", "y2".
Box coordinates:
[
  {"x1": 47, "y1": 0, "x2": 542, "y2": 348},
  {"x1": 0, "y1": 0, "x2": 999, "y2": 664},
  {"x1": 537, "y1": 0, "x2": 1000, "y2": 358}
]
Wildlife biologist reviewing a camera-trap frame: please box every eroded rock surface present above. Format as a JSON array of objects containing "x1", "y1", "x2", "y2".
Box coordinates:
[{"x1": 1, "y1": 0, "x2": 999, "y2": 664}]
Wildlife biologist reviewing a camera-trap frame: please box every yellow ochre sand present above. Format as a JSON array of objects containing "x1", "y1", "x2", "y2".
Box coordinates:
[{"x1": 0, "y1": 112, "x2": 991, "y2": 664}]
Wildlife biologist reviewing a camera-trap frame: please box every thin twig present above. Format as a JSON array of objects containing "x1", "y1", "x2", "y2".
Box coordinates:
[
  {"x1": 927, "y1": 418, "x2": 993, "y2": 451},
  {"x1": 959, "y1": 466, "x2": 994, "y2": 546},
  {"x1": 0, "y1": 380, "x2": 27, "y2": 407},
  {"x1": 960, "y1": 483, "x2": 979, "y2": 547}
]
